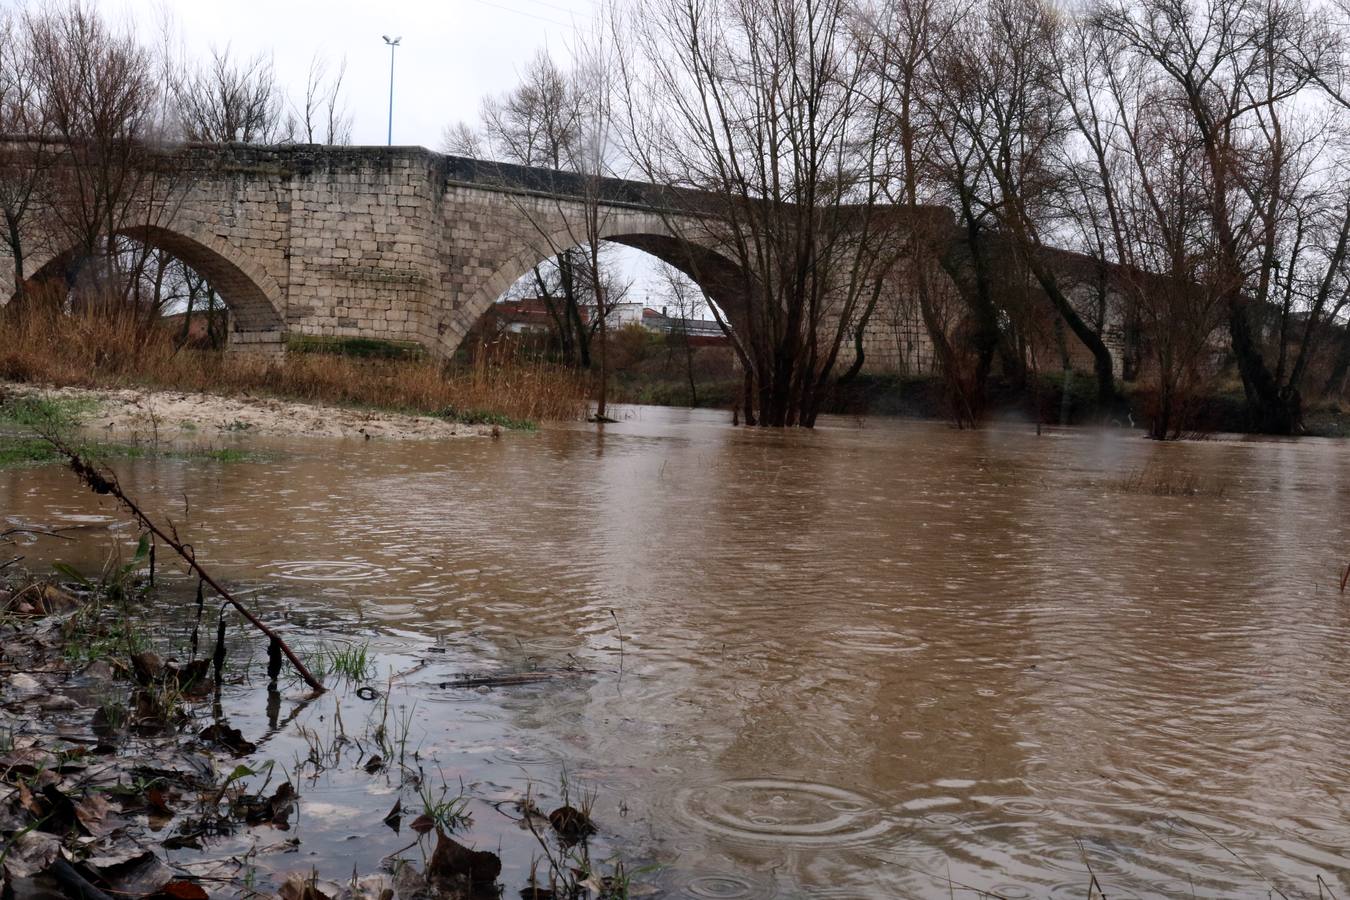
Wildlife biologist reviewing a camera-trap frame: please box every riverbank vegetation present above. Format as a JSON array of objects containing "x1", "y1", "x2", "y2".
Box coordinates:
[
  {"x1": 0, "y1": 394, "x2": 279, "y2": 467},
  {"x1": 0, "y1": 309, "x2": 589, "y2": 428},
  {"x1": 819, "y1": 372, "x2": 1350, "y2": 436}
]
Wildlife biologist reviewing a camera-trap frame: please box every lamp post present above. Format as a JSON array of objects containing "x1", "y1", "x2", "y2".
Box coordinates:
[{"x1": 382, "y1": 35, "x2": 401, "y2": 146}]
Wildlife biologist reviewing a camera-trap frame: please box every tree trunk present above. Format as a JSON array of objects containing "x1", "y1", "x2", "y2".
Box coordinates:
[
  {"x1": 836, "y1": 325, "x2": 868, "y2": 385},
  {"x1": 589, "y1": 238, "x2": 609, "y2": 421},
  {"x1": 1227, "y1": 296, "x2": 1300, "y2": 433},
  {"x1": 4, "y1": 209, "x2": 25, "y2": 308},
  {"x1": 915, "y1": 260, "x2": 977, "y2": 428},
  {"x1": 559, "y1": 253, "x2": 591, "y2": 369},
  {"x1": 178, "y1": 292, "x2": 195, "y2": 348},
  {"x1": 742, "y1": 368, "x2": 757, "y2": 426},
  {"x1": 1150, "y1": 377, "x2": 1173, "y2": 440},
  {"x1": 1019, "y1": 246, "x2": 1118, "y2": 412},
  {"x1": 940, "y1": 230, "x2": 1000, "y2": 408},
  {"x1": 533, "y1": 264, "x2": 574, "y2": 365}
]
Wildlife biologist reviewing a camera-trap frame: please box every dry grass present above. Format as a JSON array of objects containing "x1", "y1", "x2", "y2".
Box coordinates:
[
  {"x1": 1109, "y1": 464, "x2": 1228, "y2": 498},
  {"x1": 0, "y1": 309, "x2": 590, "y2": 426}
]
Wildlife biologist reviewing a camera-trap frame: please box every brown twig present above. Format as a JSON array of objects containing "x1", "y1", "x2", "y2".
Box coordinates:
[
  {"x1": 40, "y1": 432, "x2": 325, "y2": 692},
  {"x1": 0, "y1": 527, "x2": 75, "y2": 542},
  {"x1": 1075, "y1": 838, "x2": 1107, "y2": 900},
  {"x1": 1339, "y1": 563, "x2": 1348, "y2": 594}
]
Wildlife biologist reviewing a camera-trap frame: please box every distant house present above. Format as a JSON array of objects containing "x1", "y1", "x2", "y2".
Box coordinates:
[
  {"x1": 491, "y1": 297, "x2": 560, "y2": 334},
  {"x1": 608, "y1": 302, "x2": 729, "y2": 345},
  {"x1": 491, "y1": 297, "x2": 730, "y2": 346}
]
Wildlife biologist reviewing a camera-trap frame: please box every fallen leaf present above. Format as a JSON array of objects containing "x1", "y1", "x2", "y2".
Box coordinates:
[
  {"x1": 15, "y1": 780, "x2": 40, "y2": 817},
  {"x1": 197, "y1": 722, "x2": 256, "y2": 756},
  {"x1": 145, "y1": 787, "x2": 171, "y2": 814},
  {"x1": 0, "y1": 744, "x2": 56, "y2": 776},
  {"x1": 339, "y1": 874, "x2": 395, "y2": 899},
  {"x1": 89, "y1": 848, "x2": 174, "y2": 897},
  {"x1": 146, "y1": 786, "x2": 174, "y2": 830},
  {"x1": 278, "y1": 871, "x2": 339, "y2": 900},
  {"x1": 408, "y1": 813, "x2": 434, "y2": 835},
  {"x1": 36, "y1": 783, "x2": 78, "y2": 834},
  {"x1": 83, "y1": 844, "x2": 153, "y2": 871},
  {"x1": 130, "y1": 651, "x2": 164, "y2": 684},
  {"x1": 74, "y1": 792, "x2": 124, "y2": 838},
  {"x1": 39, "y1": 584, "x2": 79, "y2": 615},
  {"x1": 428, "y1": 830, "x2": 501, "y2": 887},
  {"x1": 267, "y1": 782, "x2": 296, "y2": 829},
  {"x1": 0, "y1": 800, "x2": 26, "y2": 832},
  {"x1": 1, "y1": 828, "x2": 60, "y2": 879},
  {"x1": 381, "y1": 799, "x2": 401, "y2": 832}
]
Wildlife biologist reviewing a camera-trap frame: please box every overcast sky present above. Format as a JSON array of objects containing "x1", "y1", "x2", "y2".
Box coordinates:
[{"x1": 104, "y1": 0, "x2": 605, "y2": 149}]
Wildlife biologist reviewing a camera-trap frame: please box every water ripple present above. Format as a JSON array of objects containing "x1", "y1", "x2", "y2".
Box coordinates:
[
  {"x1": 676, "y1": 779, "x2": 895, "y2": 847},
  {"x1": 263, "y1": 559, "x2": 388, "y2": 582}
]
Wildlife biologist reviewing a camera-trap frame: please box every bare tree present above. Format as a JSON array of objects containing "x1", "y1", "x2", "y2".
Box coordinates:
[
  {"x1": 0, "y1": 9, "x2": 50, "y2": 307},
  {"x1": 291, "y1": 53, "x2": 352, "y2": 145},
  {"x1": 1051, "y1": 17, "x2": 1232, "y2": 437},
  {"x1": 447, "y1": 49, "x2": 624, "y2": 375},
  {"x1": 861, "y1": 0, "x2": 999, "y2": 425},
  {"x1": 656, "y1": 263, "x2": 710, "y2": 406},
  {"x1": 1091, "y1": 0, "x2": 1348, "y2": 433},
  {"x1": 173, "y1": 46, "x2": 288, "y2": 143},
  {"x1": 1114, "y1": 78, "x2": 1227, "y2": 437},
  {"x1": 618, "y1": 0, "x2": 908, "y2": 427},
  {"x1": 24, "y1": 0, "x2": 191, "y2": 334},
  {"x1": 458, "y1": 49, "x2": 587, "y2": 169},
  {"x1": 924, "y1": 0, "x2": 1123, "y2": 413}
]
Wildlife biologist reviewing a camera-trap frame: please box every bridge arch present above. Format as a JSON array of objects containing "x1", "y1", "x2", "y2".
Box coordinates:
[
  {"x1": 446, "y1": 211, "x2": 751, "y2": 357},
  {"x1": 22, "y1": 224, "x2": 285, "y2": 338}
]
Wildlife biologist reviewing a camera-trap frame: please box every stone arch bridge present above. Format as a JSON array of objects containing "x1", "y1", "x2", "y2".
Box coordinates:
[
  {"x1": 1, "y1": 144, "x2": 1127, "y2": 374},
  {"x1": 2, "y1": 145, "x2": 764, "y2": 358}
]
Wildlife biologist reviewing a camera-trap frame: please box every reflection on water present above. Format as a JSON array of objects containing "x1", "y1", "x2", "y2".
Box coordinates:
[{"x1": 4, "y1": 405, "x2": 1350, "y2": 897}]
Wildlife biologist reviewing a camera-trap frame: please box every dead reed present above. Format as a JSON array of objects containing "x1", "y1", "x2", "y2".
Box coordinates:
[
  {"x1": 1108, "y1": 464, "x2": 1229, "y2": 498},
  {"x1": 0, "y1": 309, "x2": 589, "y2": 425}
]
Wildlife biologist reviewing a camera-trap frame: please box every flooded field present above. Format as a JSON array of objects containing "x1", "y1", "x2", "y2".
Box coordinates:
[{"x1": 3, "y1": 406, "x2": 1349, "y2": 897}]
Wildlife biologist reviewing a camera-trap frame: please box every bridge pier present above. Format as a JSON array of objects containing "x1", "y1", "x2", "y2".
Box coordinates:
[{"x1": 224, "y1": 329, "x2": 286, "y2": 356}]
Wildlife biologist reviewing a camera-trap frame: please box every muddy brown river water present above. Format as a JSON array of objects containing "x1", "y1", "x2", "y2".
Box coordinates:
[{"x1": 3, "y1": 406, "x2": 1349, "y2": 897}]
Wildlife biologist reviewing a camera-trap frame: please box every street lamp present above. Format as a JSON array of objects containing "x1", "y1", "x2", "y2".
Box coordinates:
[{"x1": 382, "y1": 35, "x2": 401, "y2": 146}]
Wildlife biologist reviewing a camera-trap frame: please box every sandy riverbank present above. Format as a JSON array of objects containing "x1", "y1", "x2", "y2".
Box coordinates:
[{"x1": 2, "y1": 382, "x2": 499, "y2": 441}]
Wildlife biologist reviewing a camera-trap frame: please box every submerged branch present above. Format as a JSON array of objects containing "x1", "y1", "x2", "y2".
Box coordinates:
[{"x1": 38, "y1": 432, "x2": 326, "y2": 692}]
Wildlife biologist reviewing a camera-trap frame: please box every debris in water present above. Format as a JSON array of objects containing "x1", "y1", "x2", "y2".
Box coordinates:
[
  {"x1": 199, "y1": 721, "x2": 258, "y2": 756},
  {"x1": 428, "y1": 828, "x2": 502, "y2": 888},
  {"x1": 382, "y1": 799, "x2": 403, "y2": 832},
  {"x1": 548, "y1": 805, "x2": 597, "y2": 844}
]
